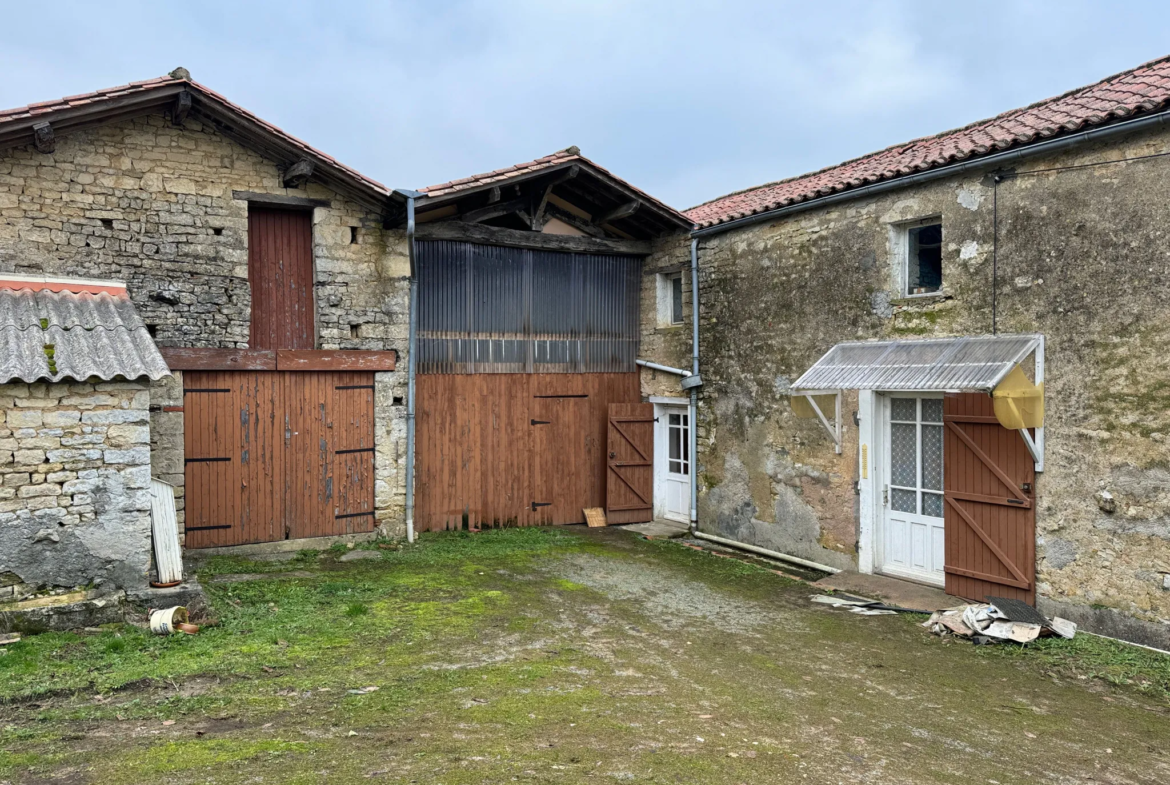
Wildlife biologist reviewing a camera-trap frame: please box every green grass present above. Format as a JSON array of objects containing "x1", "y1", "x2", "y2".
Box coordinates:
[
  {"x1": 0, "y1": 527, "x2": 581, "y2": 703},
  {"x1": 2, "y1": 527, "x2": 1169, "y2": 785},
  {"x1": 978, "y1": 628, "x2": 1170, "y2": 694}
]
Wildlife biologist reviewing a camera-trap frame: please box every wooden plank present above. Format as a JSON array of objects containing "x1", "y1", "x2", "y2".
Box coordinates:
[
  {"x1": 943, "y1": 393, "x2": 1035, "y2": 604},
  {"x1": 413, "y1": 372, "x2": 639, "y2": 531},
  {"x1": 159, "y1": 347, "x2": 277, "y2": 370},
  {"x1": 276, "y1": 350, "x2": 397, "y2": 371},
  {"x1": 249, "y1": 207, "x2": 315, "y2": 351},
  {"x1": 606, "y1": 402, "x2": 654, "y2": 525},
  {"x1": 416, "y1": 220, "x2": 652, "y2": 256},
  {"x1": 232, "y1": 190, "x2": 330, "y2": 208}
]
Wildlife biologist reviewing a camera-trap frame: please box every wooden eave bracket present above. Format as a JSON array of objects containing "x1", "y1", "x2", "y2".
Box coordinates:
[
  {"x1": 32, "y1": 122, "x2": 54, "y2": 153},
  {"x1": 171, "y1": 91, "x2": 192, "y2": 126},
  {"x1": 282, "y1": 157, "x2": 316, "y2": 188}
]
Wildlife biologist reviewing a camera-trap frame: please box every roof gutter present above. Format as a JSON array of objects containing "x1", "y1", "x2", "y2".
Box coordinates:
[{"x1": 693, "y1": 106, "x2": 1170, "y2": 238}]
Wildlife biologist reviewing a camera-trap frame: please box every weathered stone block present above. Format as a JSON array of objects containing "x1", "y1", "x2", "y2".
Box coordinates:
[
  {"x1": 6, "y1": 410, "x2": 43, "y2": 428},
  {"x1": 82, "y1": 409, "x2": 148, "y2": 425},
  {"x1": 42, "y1": 410, "x2": 81, "y2": 427},
  {"x1": 104, "y1": 447, "x2": 151, "y2": 466},
  {"x1": 13, "y1": 449, "x2": 45, "y2": 465},
  {"x1": 106, "y1": 424, "x2": 150, "y2": 447},
  {"x1": 18, "y1": 483, "x2": 61, "y2": 499}
]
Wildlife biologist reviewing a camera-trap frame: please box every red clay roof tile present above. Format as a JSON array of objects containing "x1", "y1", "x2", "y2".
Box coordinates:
[{"x1": 688, "y1": 55, "x2": 1170, "y2": 228}]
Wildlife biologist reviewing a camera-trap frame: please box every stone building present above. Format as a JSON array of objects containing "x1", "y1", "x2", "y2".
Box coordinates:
[
  {"x1": 4, "y1": 56, "x2": 1170, "y2": 648},
  {"x1": 0, "y1": 275, "x2": 168, "y2": 613},
  {"x1": 678, "y1": 55, "x2": 1170, "y2": 648}
]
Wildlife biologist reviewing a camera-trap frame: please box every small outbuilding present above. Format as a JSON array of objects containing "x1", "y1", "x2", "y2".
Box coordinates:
[{"x1": 0, "y1": 274, "x2": 169, "y2": 610}]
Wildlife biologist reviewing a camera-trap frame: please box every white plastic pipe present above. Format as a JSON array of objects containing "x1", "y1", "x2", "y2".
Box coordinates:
[{"x1": 691, "y1": 530, "x2": 841, "y2": 574}]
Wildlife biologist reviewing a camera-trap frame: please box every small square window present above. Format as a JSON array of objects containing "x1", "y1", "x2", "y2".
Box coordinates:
[{"x1": 906, "y1": 222, "x2": 942, "y2": 295}]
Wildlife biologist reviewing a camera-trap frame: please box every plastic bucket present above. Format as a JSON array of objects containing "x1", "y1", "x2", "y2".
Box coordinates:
[{"x1": 149, "y1": 606, "x2": 189, "y2": 635}]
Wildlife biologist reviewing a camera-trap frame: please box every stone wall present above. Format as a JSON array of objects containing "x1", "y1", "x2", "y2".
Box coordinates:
[
  {"x1": 0, "y1": 379, "x2": 153, "y2": 594},
  {"x1": 640, "y1": 234, "x2": 694, "y2": 399},
  {"x1": 0, "y1": 112, "x2": 410, "y2": 535},
  {"x1": 694, "y1": 123, "x2": 1170, "y2": 637}
]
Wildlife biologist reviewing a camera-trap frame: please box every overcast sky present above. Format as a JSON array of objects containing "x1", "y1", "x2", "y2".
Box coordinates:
[{"x1": 1, "y1": 1, "x2": 1167, "y2": 210}]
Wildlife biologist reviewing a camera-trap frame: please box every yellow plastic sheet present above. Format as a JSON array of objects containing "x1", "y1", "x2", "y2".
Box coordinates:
[
  {"x1": 790, "y1": 394, "x2": 837, "y2": 419},
  {"x1": 992, "y1": 365, "x2": 1044, "y2": 430}
]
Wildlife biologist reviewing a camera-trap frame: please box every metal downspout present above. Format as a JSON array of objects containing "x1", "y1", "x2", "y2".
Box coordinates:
[
  {"x1": 689, "y1": 237, "x2": 700, "y2": 532},
  {"x1": 396, "y1": 189, "x2": 423, "y2": 544}
]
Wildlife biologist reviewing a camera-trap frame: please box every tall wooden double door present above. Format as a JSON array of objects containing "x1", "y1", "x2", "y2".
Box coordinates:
[
  {"x1": 415, "y1": 372, "x2": 652, "y2": 530},
  {"x1": 183, "y1": 370, "x2": 376, "y2": 548}
]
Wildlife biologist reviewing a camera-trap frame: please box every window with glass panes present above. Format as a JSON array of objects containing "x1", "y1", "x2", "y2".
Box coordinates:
[
  {"x1": 667, "y1": 411, "x2": 689, "y2": 475},
  {"x1": 888, "y1": 397, "x2": 944, "y2": 517}
]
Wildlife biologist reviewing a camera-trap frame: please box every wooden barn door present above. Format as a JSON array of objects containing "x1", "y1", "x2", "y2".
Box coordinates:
[
  {"x1": 283, "y1": 372, "x2": 377, "y2": 539},
  {"x1": 184, "y1": 371, "x2": 376, "y2": 548},
  {"x1": 248, "y1": 207, "x2": 315, "y2": 351},
  {"x1": 606, "y1": 403, "x2": 654, "y2": 524},
  {"x1": 943, "y1": 393, "x2": 1036, "y2": 604}
]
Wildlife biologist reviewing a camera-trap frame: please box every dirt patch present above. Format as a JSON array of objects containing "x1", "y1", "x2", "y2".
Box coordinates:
[{"x1": 553, "y1": 552, "x2": 803, "y2": 634}]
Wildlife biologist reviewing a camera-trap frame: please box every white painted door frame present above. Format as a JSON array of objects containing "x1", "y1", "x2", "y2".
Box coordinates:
[
  {"x1": 857, "y1": 390, "x2": 946, "y2": 586},
  {"x1": 651, "y1": 396, "x2": 690, "y2": 523}
]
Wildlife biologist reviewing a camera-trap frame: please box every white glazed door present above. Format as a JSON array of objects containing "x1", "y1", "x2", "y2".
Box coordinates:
[
  {"x1": 654, "y1": 405, "x2": 690, "y2": 522},
  {"x1": 880, "y1": 396, "x2": 946, "y2": 586}
]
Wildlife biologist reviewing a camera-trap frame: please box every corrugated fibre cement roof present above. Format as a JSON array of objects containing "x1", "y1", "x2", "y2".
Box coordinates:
[
  {"x1": 791, "y1": 334, "x2": 1041, "y2": 393},
  {"x1": 0, "y1": 287, "x2": 170, "y2": 383}
]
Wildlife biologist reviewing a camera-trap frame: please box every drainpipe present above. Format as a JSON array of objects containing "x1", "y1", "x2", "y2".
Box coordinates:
[
  {"x1": 686, "y1": 237, "x2": 701, "y2": 533},
  {"x1": 395, "y1": 189, "x2": 423, "y2": 543}
]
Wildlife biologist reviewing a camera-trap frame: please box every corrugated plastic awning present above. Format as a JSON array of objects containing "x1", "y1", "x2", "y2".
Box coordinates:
[{"x1": 791, "y1": 335, "x2": 1041, "y2": 393}]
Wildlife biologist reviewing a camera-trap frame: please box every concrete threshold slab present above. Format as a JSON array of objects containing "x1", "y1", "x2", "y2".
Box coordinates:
[
  {"x1": 814, "y1": 570, "x2": 966, "y2": 612},
  {"x1": 184, "y1": 532, "x2": 379, "y2": 564},
  {"x1": 618, "y1": 519, "x2": 691, "y2": 539}
]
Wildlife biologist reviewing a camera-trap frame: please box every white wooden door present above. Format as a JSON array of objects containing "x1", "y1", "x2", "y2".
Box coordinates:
[
  {"x1": 654, "y1": 404, "x2": 690, "y2": 522},
  {"x1": 880, "y1": 395, "x2": 946, "y2": 586}
]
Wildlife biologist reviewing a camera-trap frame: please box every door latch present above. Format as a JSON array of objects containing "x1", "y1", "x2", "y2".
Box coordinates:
[
  {"x1": 531, "y1": 501, "x2": 552, "y2": 511},
  {"x1": 882, "y1": 485, "x2": 889, "y2": 506}
]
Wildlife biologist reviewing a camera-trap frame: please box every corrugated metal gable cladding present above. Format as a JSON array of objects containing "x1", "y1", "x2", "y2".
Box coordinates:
[
  {"x1": 416, "y1": 240, "x2": 641, "y2": 374},
  {"x1": 0, "y1": 288, "x2": 170, "y2": 383},
  {"x1": 791, "y1": 335, "x2": 1040, "y2": 392}
]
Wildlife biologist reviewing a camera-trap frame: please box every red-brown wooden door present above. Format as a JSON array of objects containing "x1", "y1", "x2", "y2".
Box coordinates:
[
  {"x1": 943, "y1": 393, "x2": 1036, "y2": 604},
  {"x1": 248, "y1": 207, "x2": 315, "y2": 350},
  {"x1": 184, "y1": 371, "x2": 376, "y2": 548},
  {"x1": 606, "y1": 403, "x2": 654, "y2": 524}
]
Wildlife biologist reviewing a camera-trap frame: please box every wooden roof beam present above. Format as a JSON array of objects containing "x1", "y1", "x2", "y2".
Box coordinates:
[
  {"x1": 32, "y1": 122, "x2": 54, "y2": 153},
  {"x1": 594, "y1": 199, "x2": 640, "y2": 226},
  {"x1": 282, "y1": 157, "x2": 315, "y2": 188}
]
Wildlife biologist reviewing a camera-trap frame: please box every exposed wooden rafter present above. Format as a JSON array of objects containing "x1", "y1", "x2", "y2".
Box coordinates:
[
  {"x1": 416, "y1": 220, "x2": 650, "y2": 255},
  {"x1": 282, "y1": 157, "x2": 315, "y2": 188},
  {"x1": 171, "y1": 91, "x2": 192, "y2": 126},
  {"x1": 543, "y1": 204, "x2": 607, "y2": 238},
  {"x1": 460, "y1": 195, "x2": 531, "y2": 224},
  {"x1": 529, "y1": 164, "x2": 579, "y2": 230},
  {"x1": 32, "y1": 122, "x2": 54, "y2": 153},
  {"x1": 594, "y1": 200, "x2": 639, "y2": 226}
]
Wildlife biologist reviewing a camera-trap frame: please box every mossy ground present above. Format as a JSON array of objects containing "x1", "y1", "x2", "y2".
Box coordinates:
[{"x1": 1, "y1": 527, "x2": 1168, "y2": 784}]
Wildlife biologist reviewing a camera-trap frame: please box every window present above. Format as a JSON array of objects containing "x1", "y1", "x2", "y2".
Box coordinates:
[
  {"x1": 667, "y1": 411, "x2": 689, "y2": 476},
  {"x1": 888, "y1": 397, "x2": 943, "y2": 518},
  {"x1": 905, "y1": 221, "x2": 942, "y2": 296},
  {"x1": 657, "y1": 272, "x2": 684, "y2": 327}
]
